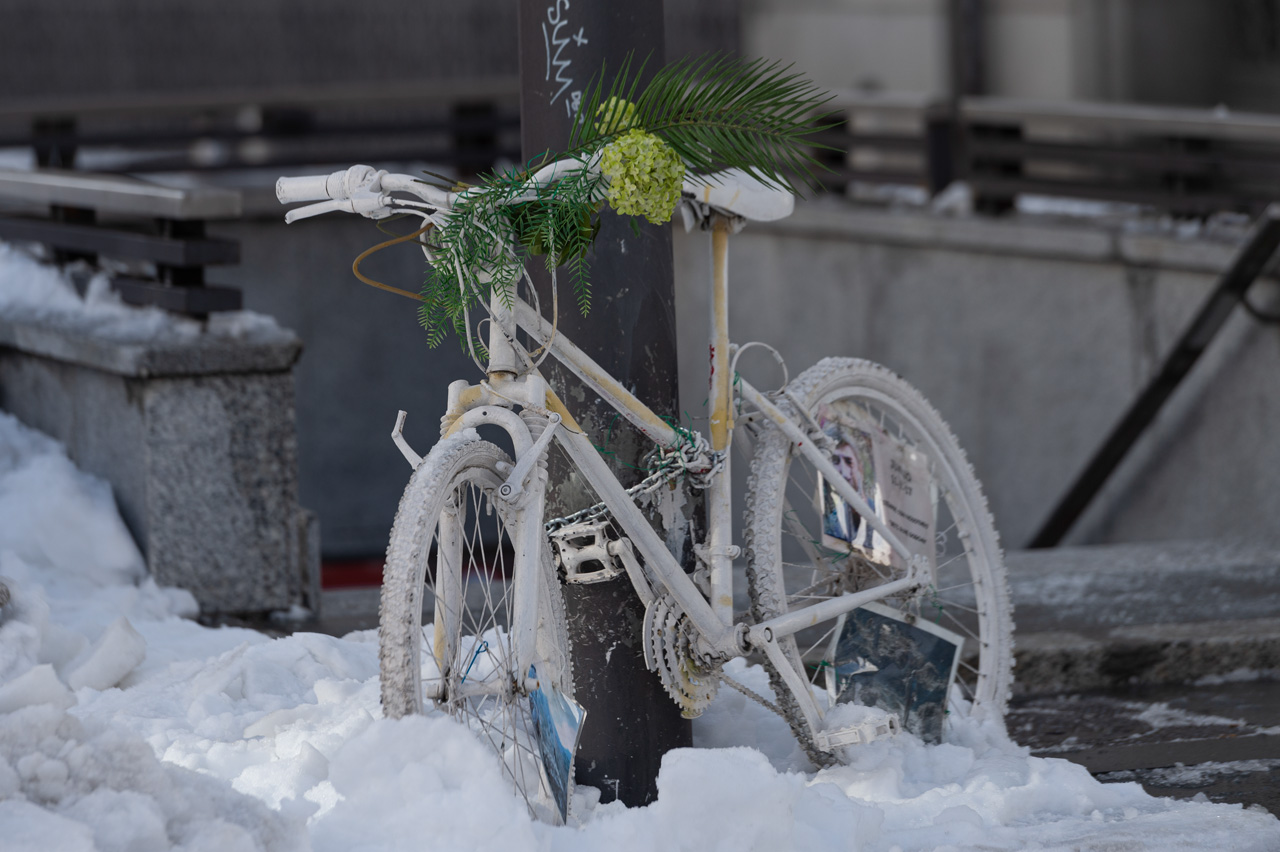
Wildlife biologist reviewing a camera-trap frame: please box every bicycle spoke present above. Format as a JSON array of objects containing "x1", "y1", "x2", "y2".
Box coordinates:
[
  {"x1": 937, "y1": 608, "x2": 981, "y2": 642},
  {"x1": 380, "y1": 439, "x2": 572, "y2": 821},
  {"x1": 745, "y1": 361, "x2": 1012, "y2": 756},
  {"x1": 954, "y1": 673, "x2": 977, "y2": 701},
  {"x1": 780, "y1": 497, "x2": 839, "y2": 582},
  {"x1": 937, "y1": 598, "x2": 980, "y2": 615},
  {"x1": 468, "y1": 705, "x2": 538, "y2": 808},
  {"x1": 934, "y1": 551, "x2": 968, "y2": 575},
  {"x1": 796, "y1": 621, "x2": 840, "y2": 662},
  {"x1": 787, "y1": 590, "x2": 838, "y2": 603}
]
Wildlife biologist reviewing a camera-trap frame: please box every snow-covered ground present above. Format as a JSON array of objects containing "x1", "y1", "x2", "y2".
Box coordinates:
[
  {"x1": 3, "y1": 409, "x2": 1280, "y2": 851},
  {"x1": 1, "y1": 245, "x2": 1279, "y2": 850}
]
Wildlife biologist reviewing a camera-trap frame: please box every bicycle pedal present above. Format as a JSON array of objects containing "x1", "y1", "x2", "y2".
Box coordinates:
[
  {"x1": 549, "y1": 521, "x2": 622, "y2": 584},
  {"x1": 814, "y1": 709, "x2": 901, "y2": 751}
]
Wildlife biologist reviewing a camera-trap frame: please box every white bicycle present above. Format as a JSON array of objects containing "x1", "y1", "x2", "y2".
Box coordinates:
[{"x1": 278, "y1": 152, "x2": 1013, "y2": 823}]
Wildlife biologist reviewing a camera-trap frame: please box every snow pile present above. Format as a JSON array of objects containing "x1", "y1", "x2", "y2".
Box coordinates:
[
  {"x1": 1195, "y1": 667, "x2": 1280, "y2": 685},
  {"x1": 0, "y1": 241, "x2": 290, "y2": 345},
  {"x1": 0, "y1": 703, "x2": 305, "y2": 852},
  {"x1": 1133, "y1": 701, "x2": 1260, "y2": 732},
  {"x1": 0, "y1": 411, "x2": 196, "y2": 688},
  {"x1": 0, "y1": 411, "x2": 304, "y2": 850},
  {"x1": 1, "y1": 411, "x2": 1279, "y2": 850}
]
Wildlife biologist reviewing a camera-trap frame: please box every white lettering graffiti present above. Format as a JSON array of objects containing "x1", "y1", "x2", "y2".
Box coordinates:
[{"x1": 543, "y1": 3, "x2": 588, "y2": 117}]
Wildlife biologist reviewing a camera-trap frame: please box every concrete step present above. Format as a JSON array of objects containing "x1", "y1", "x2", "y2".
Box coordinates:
[
  {"x1": 315, "y1": 539, "x2": 1280, "y2": 694},
  {"x1": 1008, "y1": 539, "x2": 1280, "y2": 694}
]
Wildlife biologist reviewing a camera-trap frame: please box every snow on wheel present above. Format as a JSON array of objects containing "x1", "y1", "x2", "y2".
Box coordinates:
[
  {"x1": 744, "y1": 358, "x2": 1014, "y2": 762},
  {"x1": 378, "y1": 434, "x2": 573, "y2": 822}
]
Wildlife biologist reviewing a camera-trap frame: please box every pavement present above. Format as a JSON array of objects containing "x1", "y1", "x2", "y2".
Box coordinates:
[
  {"x1": 1008, "y1": 679, "x2": 1280, "y2": 815},
  {"x1": 311, "y1": 537, "x2": 1280, "y2": 814},
  {"x1": 1006, "y1": 538, "x2": 1280, "y2": 815}
]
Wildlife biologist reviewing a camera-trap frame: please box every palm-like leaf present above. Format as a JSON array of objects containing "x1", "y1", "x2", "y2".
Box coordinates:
[
  {"x1": 569, "y1": 52, "x2": 837, "y2": 192},
  {"x1": 415, "y1": 53, "x2": 835, "y2": 348}
]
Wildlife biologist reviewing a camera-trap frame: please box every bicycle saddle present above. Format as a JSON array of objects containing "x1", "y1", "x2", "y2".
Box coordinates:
[{"x1": 682, "y1": 168, "x2": 795, "y2": 222}]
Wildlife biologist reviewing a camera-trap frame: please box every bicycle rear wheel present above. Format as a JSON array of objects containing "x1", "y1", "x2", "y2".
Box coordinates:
[
  {"x1": 744, "y1": 358, "x2": 1013, "y2": 762},
  {"x1": 379, "y1": 434, "x2": 573, "y2": 822}
]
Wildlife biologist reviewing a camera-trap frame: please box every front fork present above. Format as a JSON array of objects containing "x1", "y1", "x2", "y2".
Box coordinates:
[{"x1": 396, "y1": 370, "x2": 560, "y2": 695}]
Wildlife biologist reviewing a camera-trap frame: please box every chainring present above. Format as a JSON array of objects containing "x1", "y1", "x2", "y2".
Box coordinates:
[{"x1": 642, "y1": 595, "x2": 721, "y2": 718}]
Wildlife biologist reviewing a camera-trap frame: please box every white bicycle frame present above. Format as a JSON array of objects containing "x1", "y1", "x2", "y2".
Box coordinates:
[
  {"x1": 427, "y1": 213, "x2": 926, "y2": 737},
  {"x1": 279, "y1": 162, "x2": 926, "y2": 741}
]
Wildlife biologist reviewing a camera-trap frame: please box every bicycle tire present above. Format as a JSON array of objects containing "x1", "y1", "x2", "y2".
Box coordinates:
[
  {"x1": 744, "y1": 358, "x2": 1013, "y2": 763},
  {"x1": 379, "y1": 432, "x2": 573, "y2": 821}
]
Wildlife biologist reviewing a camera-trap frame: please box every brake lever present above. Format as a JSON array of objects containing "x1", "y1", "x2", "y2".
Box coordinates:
[
  {"x1": 284, "y1": 199, "x2": 345, "y2": 224},
  {"x1": 284, "y1": 192, "x2": 398, "y2": 224}
]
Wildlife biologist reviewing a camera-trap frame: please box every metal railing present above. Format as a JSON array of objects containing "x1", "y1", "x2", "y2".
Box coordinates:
[
  {"x1": 0, "y1": 169, "x2": 243, "y2": 316},
  {"x1": 0, "y1": 80, "x2": 521, "y2": 318},
  {"x1": 14, "y1": 79, "x2": 1280, "y2": 219},
  {"x1": 8, "y1": 85, "x2": 1280, "y2": 322},
  {"x1": 819, "y1": 92, "x2": 1280, "y2": 216},
  {"x1": 0, "y1": 79, "x2": 521, "y2": 177}
]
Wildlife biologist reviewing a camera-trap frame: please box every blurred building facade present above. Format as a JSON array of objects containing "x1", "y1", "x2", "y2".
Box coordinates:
[
  {"x1": 2, "y1": 0, "x2": 1278, "y2": 560},
  {"x1": 745, "y1": 0, "x2": 1280, "y2": 110},
  {"x1": 0, "y1": 0, "x2": 736, "y2": 98}
]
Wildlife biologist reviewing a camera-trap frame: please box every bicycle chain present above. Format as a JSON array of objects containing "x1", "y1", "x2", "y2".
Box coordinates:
[
  {"x1": 542, "y1": 424, "x2": 783, "y2": 724},
  {"x1": 715, "y1": 669, "x2": 782, "y2": 718},
  {"x1": 544, "y1": 435, "x2": 724, "y2": 533}
]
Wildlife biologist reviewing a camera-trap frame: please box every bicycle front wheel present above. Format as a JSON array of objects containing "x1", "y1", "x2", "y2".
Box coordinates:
[
  {"x1": 744, "y1": 358, "x2": 1013, "y2": 760},
  {"x1": 379, "y1": 434, "x2": 573, "y2": 821}
]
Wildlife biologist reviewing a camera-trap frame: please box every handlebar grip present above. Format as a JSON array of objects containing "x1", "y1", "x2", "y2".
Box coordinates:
[{"x1": 276, "y1": 173, "x2": 341, "y2": 204}]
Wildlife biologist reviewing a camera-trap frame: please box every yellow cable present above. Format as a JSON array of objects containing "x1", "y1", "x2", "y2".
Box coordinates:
[{"x1": 351, "y1": 222, "x2": 434, "y2": 301}]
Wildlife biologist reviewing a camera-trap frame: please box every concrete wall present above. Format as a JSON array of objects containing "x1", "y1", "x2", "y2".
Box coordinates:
[
  {"x1": 0, "y1": 1, "x2": 736, "y2": 101},
  {"x1": 673, "y1": 202, "x2": 1280, "y2": 549},
  {"x1": 0, "y1": 318, "x2": 314, "y2": 613},
  {"x1": 213, "y1": 213, "x2": 478, "y2": 558},
  {"x1": 743, "y1": 0, "x2": 950, "y2": 96},
  {"x1": 220, "y1": 199, "x2": 1280, "y2": 557}
]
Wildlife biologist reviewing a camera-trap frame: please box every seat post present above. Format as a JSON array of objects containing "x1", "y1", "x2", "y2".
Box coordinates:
[
  {"x1": 708, "y1": 214, "x2": 733, "y2": 451},
  {"x1": 707, "y1": 213, "x2": 735, "y2": 626}
]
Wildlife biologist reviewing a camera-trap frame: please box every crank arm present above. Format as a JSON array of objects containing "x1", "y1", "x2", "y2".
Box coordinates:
[
  {"x1": 755, "y1": 627, "x2": 901, "y2": 753},
  {"x1": 609, "y1": 537, "x2": 655, "y2": 607}
]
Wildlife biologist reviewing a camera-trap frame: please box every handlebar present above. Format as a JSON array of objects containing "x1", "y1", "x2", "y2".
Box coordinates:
[
  {"x1": 276, "y1": 157, "x2": 598, "y2": 224},
  {"x1": 277, "y1": 158, "x2": 792, "y2": 229},
  {"x1": 277, "y1": 166, "x2": 443, "y2": 223},
  {"x1": 276, "y1": 165, "x2": 392, "y2": 205}
]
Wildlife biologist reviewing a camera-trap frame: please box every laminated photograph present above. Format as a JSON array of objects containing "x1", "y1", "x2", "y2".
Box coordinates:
[
  {"x1": 528, "y1": 664, "x2": 587, "y2": 824},
  {"x1": 816, "y1": 400, "x2": 937, "y2": 572},
  {"x1": 823, "y1": 602, "x2": 964, "y2": 743}
]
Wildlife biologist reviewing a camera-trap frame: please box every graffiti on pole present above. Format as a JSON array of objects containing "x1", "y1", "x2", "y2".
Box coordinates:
[{"x1": 542, "y1": 1, "x2": 589, "y2": 118}]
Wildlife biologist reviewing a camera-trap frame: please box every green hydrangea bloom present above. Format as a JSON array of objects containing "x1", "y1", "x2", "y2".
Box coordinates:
[
  {"x1": 599, "y1": 129, "x2": 686, "y2": 224},
  {"x1": 595, "y1": 96, "x2": 638, "y2": 135}
]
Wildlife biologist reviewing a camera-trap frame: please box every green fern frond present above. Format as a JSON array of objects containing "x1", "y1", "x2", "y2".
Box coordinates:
[
  {"x1": 569, "y1": 248, "x2": 592, "y2": 317},
  {"x1": 410, "y1": 52, "x2": 833, "y2": 348}
]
